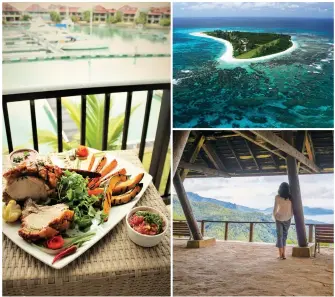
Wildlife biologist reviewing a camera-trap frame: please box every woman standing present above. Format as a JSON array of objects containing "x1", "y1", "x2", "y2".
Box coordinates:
[{"x1": 273, "y1": 182, "x2": 294, "y2": 259}]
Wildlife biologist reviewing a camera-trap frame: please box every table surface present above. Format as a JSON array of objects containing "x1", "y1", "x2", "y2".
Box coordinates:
[{"x1": 2, "y1": 150, "x2": 171, "y2": 288}]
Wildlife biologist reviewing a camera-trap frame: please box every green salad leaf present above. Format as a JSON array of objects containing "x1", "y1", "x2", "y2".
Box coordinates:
[{"x1": 57, "y1": 170, "x2": 101, "y2": 231}]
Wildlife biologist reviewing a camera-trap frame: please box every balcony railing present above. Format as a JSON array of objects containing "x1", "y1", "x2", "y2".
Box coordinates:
[
  {"x1": 3, "y1": 83, "x2": 171, "y2": 198},
  {"x1": 173, "y1": 220, "x2": 333, "y2": 243}
]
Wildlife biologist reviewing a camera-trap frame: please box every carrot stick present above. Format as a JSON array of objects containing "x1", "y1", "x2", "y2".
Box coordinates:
[
  {"x1": 87, "y1": 155, "x2": 96, "y2": 172},
  {"x1": 88, "y1": 188, "x2": 104, "y2": 196},
  {"x1": 100, "y1": 159, "x2": 117, "y2": 178},
  {"x1": 95, "y1": 156, "x2": 107, "y2": 173},
  {"x1": 88, "y1": 168, "x2": 127, "y2": 190}
]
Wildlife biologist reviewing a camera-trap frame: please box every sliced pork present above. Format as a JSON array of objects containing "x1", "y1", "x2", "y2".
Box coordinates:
[
  {"x1": 18, "y1": 199, "x2": 74, "y2": 241},
  {"x1": 5, "y1": 176, "x2": 49, "y2": 201}
]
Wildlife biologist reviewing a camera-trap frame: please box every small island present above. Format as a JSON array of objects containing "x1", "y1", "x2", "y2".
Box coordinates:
[{"x1": 204, "y1": 30, "x2": 293, "y2": 59}]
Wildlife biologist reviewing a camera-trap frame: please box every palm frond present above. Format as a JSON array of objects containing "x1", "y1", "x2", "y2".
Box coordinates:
[
  {"x1": 85, "y1": 94, "x2": 105, "y2": 150},
  {"x1": 36, "y1": 130, "x2": 73, "y2": 151},
  {"x1": 62, "y1": 97, "x2": 81, "y2": 128},
  {"x1": 107, "y1": 103, "x2": 141, "y2": 150}
]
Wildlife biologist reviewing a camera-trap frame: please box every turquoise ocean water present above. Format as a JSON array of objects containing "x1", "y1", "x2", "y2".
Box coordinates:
[{"x1": 173, "y1": 17, "x2": 334, "y2": 128}]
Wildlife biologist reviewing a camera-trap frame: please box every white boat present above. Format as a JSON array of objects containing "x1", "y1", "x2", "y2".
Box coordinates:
[
  {"x1": 61, "y1": 19, "x2": 74, "y2": 29},
  {"x1": 61, "y1": 39, "x2": 109, "y2": 50}
]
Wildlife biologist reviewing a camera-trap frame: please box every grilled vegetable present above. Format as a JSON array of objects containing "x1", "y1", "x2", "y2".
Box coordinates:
[
  {"x1": 87, "y1": 154, "x2": 96, "y2": 171},
  {"x1": 102, "y1": 174, "x2": 128, "y2": 221},
  {"x1": 88, "y1": 188, "x2": 104, "y2": 196},
  {"x1": 88, "y1": 159, "x2": 118, "y2": 189},
  {"x1": 113, "y1": 173, "x2": 144, "y2": 195},
  {"x1": 110, "y1": 184, "x2": 143, "y2": 206},
  {"x1": 100, "y1": 159, "x2": 118, "y2": 178},
  {"x1": 98, "y1": 168, "x2": 127, "y2": 187},
  {"x1": 95, "y1": 156, "x2": 107, "y2": 173}
]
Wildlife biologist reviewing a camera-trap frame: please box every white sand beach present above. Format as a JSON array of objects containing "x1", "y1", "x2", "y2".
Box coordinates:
[{"x1": 190, "y1": 32, "x2": 298, "y2": 63}]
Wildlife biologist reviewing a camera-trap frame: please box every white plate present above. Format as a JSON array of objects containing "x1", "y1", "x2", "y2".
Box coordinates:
[{"x1": 3, "y1": 150, "x2": 152, "y2": 269}]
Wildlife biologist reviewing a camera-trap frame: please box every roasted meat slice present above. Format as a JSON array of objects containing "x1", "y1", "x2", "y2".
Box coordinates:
[
  {"x1": 3, "y1": 162, "x2": 63, "y2": 202},
  {"x1": 5, "y1": 176, "x2": 50, "y2": 202},
  {"x1": 18, "y1": 199, "x2": 74, "y2": 241},
  {"x1": 3, "y1": 162, "x2": 63, "y2": 189}
]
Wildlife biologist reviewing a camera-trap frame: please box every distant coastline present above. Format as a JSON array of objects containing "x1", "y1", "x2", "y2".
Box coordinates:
[{"x1": 190, "y1": 31, "x2": 298, "y2": 63}]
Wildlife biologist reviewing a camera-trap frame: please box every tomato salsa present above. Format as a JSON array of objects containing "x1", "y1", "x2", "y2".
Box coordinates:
[{"x1": 129, "y1": 211, "x2": 164, "y2": 235}]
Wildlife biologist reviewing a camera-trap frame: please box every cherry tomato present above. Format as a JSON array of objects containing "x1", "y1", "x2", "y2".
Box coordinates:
[
  {"x1": 46, "y1": 235, "x2": 64, "y2": 250},
  {"x1": 77, "y1": 145, "x2": 89, "y2": 158}
]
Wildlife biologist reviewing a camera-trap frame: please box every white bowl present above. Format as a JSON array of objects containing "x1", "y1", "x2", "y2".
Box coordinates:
[
  {"x1": 126, "y1": 206, "x2": 168, "y2": 247},
  {"x1": 9, "y1": 149, "x2": 39, "y2": 167}
]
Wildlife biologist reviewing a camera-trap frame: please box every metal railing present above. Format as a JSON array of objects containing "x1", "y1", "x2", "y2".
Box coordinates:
[
  {"x1": 173, "y1": 220, "x2": 333, "y2": 243},
  {"x1": 3, "y1": 83, "x2": 171, "y2": 196}
]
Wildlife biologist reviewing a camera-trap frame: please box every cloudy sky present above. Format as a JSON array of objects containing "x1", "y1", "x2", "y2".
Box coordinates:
[
  {"x1": 174, "y1": 2, "x2": 334, "y2": 18},
  {"x1": 181, "y1": 174, "x2": 334, "y2": 210}
]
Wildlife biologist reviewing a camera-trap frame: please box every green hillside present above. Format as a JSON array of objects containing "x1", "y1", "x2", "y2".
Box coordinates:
[{"x1": 173, "y1": 195, "x2": 298, "y2": 244}]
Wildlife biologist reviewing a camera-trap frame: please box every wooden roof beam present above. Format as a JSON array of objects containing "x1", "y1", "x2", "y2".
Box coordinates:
[
  {"x1": 251, "y1": 131, "x2": 320, "y2": 173},
  {"x1": 205, "y1": 133, "x2": 240, "y2": 140},
  {"x1": 180, "y1": 133, "x2": 206, "y2": 181},
  {"x1": 201, "y1": 140, "x2": 230, "y2": 174},
  {"x1": 305, "y1": 131, "x2": 315, "y2": 162},
  {"x1": 178, "y1": 161, "x2": 231, "y2": 178},
  {"x1": 233, "y1": 130, "x2": 286, "y2": 160},
  {"x1": 295, "y1": 131, "x2": 306, "y2": 173},
  {"x1": 244, "y1": 139, "x2": 260, "y2": 170},
  {"x1": 226, "y1": 139, "x2": 243, "y2": 171}
]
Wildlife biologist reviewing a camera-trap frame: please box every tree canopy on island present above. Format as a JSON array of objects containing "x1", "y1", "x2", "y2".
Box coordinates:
[{"x1": 205, "y1": 30, "x2": 293, "y2": 59}]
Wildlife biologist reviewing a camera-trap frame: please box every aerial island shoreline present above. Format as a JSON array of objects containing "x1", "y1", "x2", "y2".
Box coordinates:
[{"x1": 190, "y1": 31, "x2": 298, "y2": 63}]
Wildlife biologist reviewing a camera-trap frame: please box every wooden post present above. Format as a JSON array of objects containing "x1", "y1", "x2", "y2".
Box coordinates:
[
  {"x1": 249, "y1": 222, "x2": 254, "y2": 242},
  {"x1": 201, "y1": 220, "x2": 205, "y2": 236},
  {"x1": 173, "y1": 172, "x2": 203, "y2": 240},
  {"x1": 283, "y1": 131, "x2": 308, "y2": 247},
  {"x1": 309, "y1": 225, "x2": 314, "y2": 243},
  {"x1": 173, "y1": 130, "x2": 190, "y2": 177},
  {"x1": 225, "y1": 222, "x2": 229, "y2": 240}
]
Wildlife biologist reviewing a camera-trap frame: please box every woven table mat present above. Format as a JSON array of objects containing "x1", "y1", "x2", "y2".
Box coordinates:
[{"x1": 2, "y1": 150, "x2": 171, "y2": 296}]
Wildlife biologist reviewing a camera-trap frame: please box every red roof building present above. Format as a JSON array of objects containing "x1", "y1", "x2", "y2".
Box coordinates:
[
  {"x1": 118, "y1": 5, "x2": 138, "y2": 15},
  {"x1": 2, "y1": 2, "x2": 21, "y2": 22},
  {"x1": 2, "y1": 2, "x2": 20, "y2": 12},
  {"x1": 25, "y1": 4, "x2": 47, "y2": 13},
  {"x1": 147, "y1": 6, "x2": 170, "y2": 24},
  {"x1": 148, "y1": 7, "x2": 170, "y2": 17},
  {"x1": 93, "y1": 5, "x2": 108, "y2": 14}
]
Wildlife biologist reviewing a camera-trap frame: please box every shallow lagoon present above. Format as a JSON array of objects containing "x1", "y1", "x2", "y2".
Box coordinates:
[{"x1": 173, "y1": 17, "x2": 334, "y2": 128}]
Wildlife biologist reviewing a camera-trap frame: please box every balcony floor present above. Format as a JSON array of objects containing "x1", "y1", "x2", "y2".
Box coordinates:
[{"x1": 174, "y1": 239, "x2": 334, "y2": 296}]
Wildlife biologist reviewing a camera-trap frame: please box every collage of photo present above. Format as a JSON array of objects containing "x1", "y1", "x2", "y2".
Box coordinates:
[{"x1": 1, "y1": 1, "x2": 334, "y2": 297}]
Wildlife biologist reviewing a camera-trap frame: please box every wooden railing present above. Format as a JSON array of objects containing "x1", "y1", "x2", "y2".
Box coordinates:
[
  {"x1": 173, "y1": 220, "x2": 329, "y2": 243},
  {"x1": 3, "y1": 83, "x2": 171, "y2": 196}
]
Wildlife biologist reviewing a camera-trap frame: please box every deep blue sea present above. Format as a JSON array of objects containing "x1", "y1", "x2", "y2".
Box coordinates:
[{"x1": 173, "y1": 17, "x2": 334, "y2": 128}]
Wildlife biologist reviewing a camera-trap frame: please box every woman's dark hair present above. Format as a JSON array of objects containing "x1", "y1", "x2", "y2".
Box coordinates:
[{"x1": 278, "y1": 182, "x2": 292, "y2": 200}]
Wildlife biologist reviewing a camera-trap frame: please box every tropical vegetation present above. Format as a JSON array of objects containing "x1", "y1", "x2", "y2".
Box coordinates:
[
  {"x1": 37, "y1": 95, "x2": 139, "y2": 151},
  {"x1": 205, "y1": 30, "x2": 292, "y2": 59},
  {"x1": 173, "y1": 192, "x2": 322, "y2": 244},
  {"x1": 108, "y1": 11, "x2": 122, "y2": 24},
  {"x1": 71, "y1": 15, "x2": 80, "y2": 23},
  {"x1": 49, "y1": 11, "x2": 61, "y2": 23},
  {"x1": 159, "y1": 18, "x2": 171, "y2": 27},
  {"x1": 83, "y1": 10, "x2": 91, "y2": 23},
  {"x1": 135, "y1": 12, "x2": 147, "y2": 25},
  {"x1": 21, "y1": 15, "x2": 32, "y2": 21}
]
